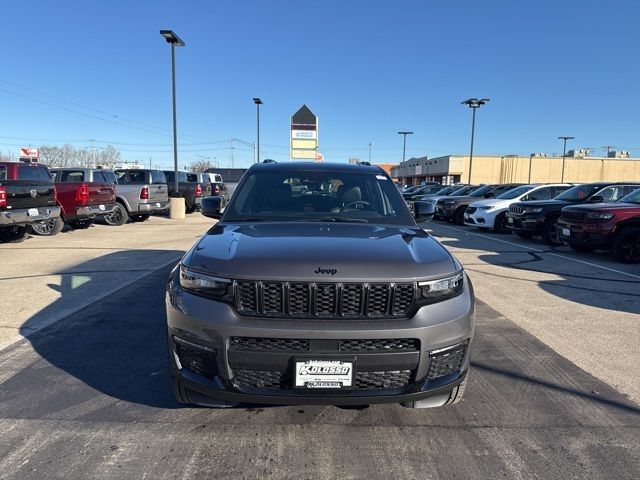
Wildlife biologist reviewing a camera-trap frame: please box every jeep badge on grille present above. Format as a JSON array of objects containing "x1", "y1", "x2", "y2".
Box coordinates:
[{"x1": 314, "y1": 267, "x2": 337, "y2": 275}]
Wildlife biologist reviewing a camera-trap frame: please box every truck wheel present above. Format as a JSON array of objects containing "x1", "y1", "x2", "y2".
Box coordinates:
[
  {"x1": 185, "y1": 205, "x2": 197, "y2": 214},
  {"x1": 542, "y1": 216, "x2": 563, "y2": 246},
  {"x1": 104, "y1": 203, "x2": 129, "y2": 226},
  {"x1": 612, "y1": 227, "x2": 640, "y2": 263},
  {"x1": 516, "y1": 232, "x2": 533, "y2": 240},
  {"x1": 568, "y1": 242, "x2": 593, "y2": 253},
  {"x1": 31, "y1": 217, "x2": 64, "y2": 236},
  {"x1": 130, "y1": 214, "x2": 150, "y2": 222},
  {"x1": 0, "y1": 226, "x2": 29, "y2": 243},
  {"x1": 493, "y1": 212, "x2": 509, "y2": 233},
  {"x1": 68, "y1": 219, "x2": 93, "y2": 230}
]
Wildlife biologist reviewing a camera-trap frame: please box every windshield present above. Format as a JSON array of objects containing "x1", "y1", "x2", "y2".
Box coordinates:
[
  {"x1": 223, "y1": 168, "x2": 415, "y2": 225},
  {"x1": 617, "y1": 188, "x2": 640, "y2": 204},
  {"x1": 496, "y1": 185, "x2": 535, "y2": 200},
  {"x1": 555, "y1": 184, "x2": 604, "y2": 202},
  {"x1": 467, "y1": 185, "x2": 493, "y2": 197}
]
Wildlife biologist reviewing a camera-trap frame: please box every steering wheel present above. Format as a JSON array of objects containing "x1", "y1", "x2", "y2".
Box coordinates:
[{"x1": 340, "y1": 200, "x2": 371, "y2": 213}]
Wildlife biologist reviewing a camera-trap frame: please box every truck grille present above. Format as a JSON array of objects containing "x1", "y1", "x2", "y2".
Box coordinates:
[
  {"x1": 509, "y1": 204, "x2": 524, "y2": 215},
  {"x1": 229, "y1": 337, "x2": 419, "y2": 353},
  {"x1": 234, "y1": 281, "x2": 416, "y2": 318},
  {"x1": 560, "y1": 210, "x2": 586, "y2": 222},
  {"x1": 232, "y1": 368, "x2": 413, "y2": 390}
]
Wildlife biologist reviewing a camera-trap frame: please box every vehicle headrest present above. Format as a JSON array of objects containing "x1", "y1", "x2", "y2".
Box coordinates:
[{"x1": 341, "y1": 186, "x2": 361, "y2": 204}]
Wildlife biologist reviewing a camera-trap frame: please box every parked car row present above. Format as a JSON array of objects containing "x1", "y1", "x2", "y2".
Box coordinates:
[
  {"x1": 420, "y1": 180, "x2": 640, "y2": 263},
  {"x1": 0, "y1": 160, "x2": 229, "y2": 243}
]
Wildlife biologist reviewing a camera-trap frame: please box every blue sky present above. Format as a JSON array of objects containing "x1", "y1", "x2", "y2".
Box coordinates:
[{"x1": 1, "y1": 0, "x2": 639, "y2": 168}]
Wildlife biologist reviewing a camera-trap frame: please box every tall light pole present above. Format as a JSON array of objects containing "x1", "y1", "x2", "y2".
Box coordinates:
[
  {"x1": 160, "y1": 30, "x2": 185, "y2": 203},
  {"x1": 398, "y1": 131, "x2": 413, "y2": 162},
  {"x1": 558, "y1": 136, "x2": 574, "y2": 182},
  {"x1": 461, "y1": 98, "x2": 489, "y2": 184},
  {"x1": 253, "y1": 98, "x2": 263, "y2": 163},
  {"x1": 368, "y1": 142, "x2": 373, "y2": 163}
]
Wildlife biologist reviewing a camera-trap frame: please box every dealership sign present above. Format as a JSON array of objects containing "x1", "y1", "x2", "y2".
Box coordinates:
[
  {"x1": 290, "y1": 105, "x2": 319, "y2": 162},
  {"x1": 291, "y1": 129, "x2": 317, "y2": 140},
  {"x1": 19, "y1": 147, "x2": 39, "y2": 159}
]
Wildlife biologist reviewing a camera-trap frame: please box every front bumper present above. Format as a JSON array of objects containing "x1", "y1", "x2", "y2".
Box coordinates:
[
  {"x1": 464, "y1": 210, "x2": 496, "y2": 228},
  {"x1": 506, "y1": 214, "x2": 543, "y2": 234},
  {"x1": 138, "y1": 201, "x2": 170, "y2": 213},
  {"x1": 0, "y1": 205, "x2": 61, "y2": 226},
  {"x1": 557, "y1": 221, "x2": 612, "y2": 247},
  {"x1": 166, "y1": 274, "x2": 475, "y2": 405},
  {"x1": 436, "y1": 203, "x2": 457, "y2": 220},
  {"x1": 76, "y1": 202, "x2": 116, "y2": 218}
]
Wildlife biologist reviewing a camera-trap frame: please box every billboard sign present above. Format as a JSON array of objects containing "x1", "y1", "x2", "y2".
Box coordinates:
[
  {"x1": 290, "y1": 105, "x2": 318, "y2": 162},
  {"x1": 19, "y1": 147, "x2": 39, "y2": 159},
  {"x1": 291, "y1": 129, "x2": 317, "y2": 140}
]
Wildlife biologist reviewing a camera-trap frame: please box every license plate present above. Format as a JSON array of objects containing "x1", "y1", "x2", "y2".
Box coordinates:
[
  {"x1": 99, "y1": 204, "x2": 106, "y2": 211},
  {"x1": 28, "y1": 208, "x2": 39, "y2": 217},
  {"x1": 508, "y1": 217, "x2": 514, "y2": 224},
  {"x1": 156, "y1": 202, "x2": 161, "y2": 208},
  {"x1": 562, "y1": 228, "x2": 570, "y2": 237},
  {"x1": 294, "y1": 360, "x2": 353, "y2": 389}
]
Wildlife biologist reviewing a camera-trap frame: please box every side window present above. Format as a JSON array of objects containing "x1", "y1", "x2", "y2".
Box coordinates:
[
  {"x1": 528, "y1": 187, "x2": 554, "y2": 201},
  {"x1": 596, "y1": 186, "x2": 626, "y2": 202},
  {"x1": 102, "y1": 171, "x2": 117, "y2": 184},
  {"x1": 620, "y1": 185, "x2": 639, "y2": 198},
  {"x1": 553, "y1": 186, "x2": 571, "y2": 197},
  {"x1": 116, "y1": 172, "x2": 129, "y2": 184},
  {"x1": 128, "y1": 171, "x2": 146, "y2": 184},
  {"x1": 0, "y1": 166, "x2": 6, "y2": 181},
  {"x1": 186, "y1": 173, "x2": 198, "y2": 182},
  {"x1": 92, "y1": 171, "x2": 106, "y2": 182}
]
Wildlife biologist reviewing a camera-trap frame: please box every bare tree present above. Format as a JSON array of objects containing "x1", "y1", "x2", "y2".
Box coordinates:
[{"x1": 191, "y1": 159, "x2": 215, "y2": 172}]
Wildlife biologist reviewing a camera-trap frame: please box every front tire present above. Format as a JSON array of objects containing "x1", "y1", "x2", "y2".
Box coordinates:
[
  {"x1": 493, "y1": 212, "x2": 509, "y2": 233},
  {"x1": 104, "y1": 203, "x2": 129, "y2": 226},
  {"x1": 31, "y1": 217, "x2": 64, "y2": 236},
  {"x1": 542, "y1": 216, "x2": 563, "y2": 246},
  {"x1": 612, "y1": 227, "x2": 640, "y2": 263},
  {"x1": 453, "y1": 207, "x2": 466, "y2": 225},
  {"x1": 185, "y1": 204, "x2": 197, "y2": 214}
]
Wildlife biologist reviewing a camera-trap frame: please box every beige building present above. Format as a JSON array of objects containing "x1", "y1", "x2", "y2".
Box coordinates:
[{"x1": 391, "y1": 151, "x2": 640, "y2": 185}]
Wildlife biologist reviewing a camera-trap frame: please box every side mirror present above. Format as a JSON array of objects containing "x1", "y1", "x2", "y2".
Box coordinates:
[
  {"x1": 201, "y1": 196, "x2": 223, "y2": 219},
  {"x1": 588, "y1": 195, "x2": 604, "y2": 203},
  {"x1": 413, "y1": 201, "x2": 435, "y2": 222}
]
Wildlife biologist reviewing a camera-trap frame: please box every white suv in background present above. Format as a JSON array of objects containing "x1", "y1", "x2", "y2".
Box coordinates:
[{"x1": 464, "y1": 183, "x2": 573, "y2": 232}]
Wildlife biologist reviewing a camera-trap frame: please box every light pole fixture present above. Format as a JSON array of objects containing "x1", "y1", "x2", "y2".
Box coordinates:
[
  {"x1": 253, "y1": 98, "x2": 263, "y2": 163},
  {"x1": 398, "y1": 131, "x2": 413, "y2": 162},
  {"x1": 368, "y1": 142, "x2": 373, "y2": 163},
  {"x1": 160, "y1": 29, "x2": 185, "y2": 197},
  {"x1": 461, "y1": 98, "x2": 489, "y2": 184},
  {"x1": 558, "y1": 136, "x2": 574, "y2": 182}
]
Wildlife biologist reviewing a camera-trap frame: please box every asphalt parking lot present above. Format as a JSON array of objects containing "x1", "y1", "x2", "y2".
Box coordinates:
[{"x1": 1, "y1": 217, "x2": 639, "y2": 479}]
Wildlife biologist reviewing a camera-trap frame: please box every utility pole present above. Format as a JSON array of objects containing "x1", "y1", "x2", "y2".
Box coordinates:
[
  {"x1": 601, "y1": 145, "x2": 616, "y2": 158},
  {"x1": 558, "y1": 136, "x2": 574, "y2": 182},
  {"x1": 397, "y1": 132, "x2": 413, "y2": 162},
  {"x1": 461, "y1": 98, "x2": 490, "y2": 184}
]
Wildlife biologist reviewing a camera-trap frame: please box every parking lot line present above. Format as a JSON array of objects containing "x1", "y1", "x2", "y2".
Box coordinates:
[{"x1": 431, "y1": 223, "x2": 640, "y2": 281}]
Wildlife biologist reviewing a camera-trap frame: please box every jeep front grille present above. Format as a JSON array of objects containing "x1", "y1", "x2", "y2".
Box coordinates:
[
  {"x1": 234, "y1": 281, "x2": 416, "y2": 318},
  {"x1": 509, "y1": 204, "x2": 524, "y2": 215},
  {"x1": 560, "y1": 210, "x2": 586, "y2": 223}
]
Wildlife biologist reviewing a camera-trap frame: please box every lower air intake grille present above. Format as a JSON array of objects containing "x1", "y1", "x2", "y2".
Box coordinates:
[
  {"x1": 339, "y1": 338, "x2": 419, "y2": 352},
  {"x1": 174, "y1": 338, "x2": 217, "y2": 380},
  {"x1": 229, "y1": 337, "x2": 310, "y2": 352},
  {"x1": 427, "y1": 342, "x2": 467, "y2": 380},
  {"x1": 232, "y1": 369, "x2": 414, "y2": 390}
]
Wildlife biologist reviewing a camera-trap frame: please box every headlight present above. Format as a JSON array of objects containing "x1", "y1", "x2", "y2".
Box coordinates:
[
  {"x1": 586, "y1": 212, "x2": 614, "y2": 221},
  {"x1": 418, "y1": 272, "x2": 464, "y2": 303},
  {"x1": 179, "y1": 265, "x2": 231, "y2": 297},
  {"x1": 479, "y1": 205, "x2": 494, "y2": 211},
  {"x1": 523, "y1": 207, "x2": 543, "y2": 213}
]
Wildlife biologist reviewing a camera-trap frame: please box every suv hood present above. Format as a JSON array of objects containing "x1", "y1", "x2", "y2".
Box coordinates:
[
  {"x1": 511, "y1": 199, "x2": 572, "y2": 209},
  {"x1": 563, "y1": 202, "x2": 640, "y2": 213},
  {"x1": 187, "y1": 222, "x2": 458, "y2": 282}
]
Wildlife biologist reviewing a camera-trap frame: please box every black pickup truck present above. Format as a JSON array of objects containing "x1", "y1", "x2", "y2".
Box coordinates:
[
  {"x1": 163, "y1": 170, "x2": 202, "y2": 214},
  {"x1": 0, "y1": 161, "x2": 61, "y2": 242}
]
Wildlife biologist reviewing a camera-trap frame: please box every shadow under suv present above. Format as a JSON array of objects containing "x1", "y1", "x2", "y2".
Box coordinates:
[{"x1": 166, "y1": 162, "x2": 475, "y2": 408}]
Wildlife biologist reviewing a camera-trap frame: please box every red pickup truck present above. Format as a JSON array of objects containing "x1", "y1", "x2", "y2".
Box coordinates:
[
  {"x1": 557, "y1": 187, "x2": 640, "y2": 263},
  {"x1": 31, "y1": 167, "x2": 116, "y2": 235}
]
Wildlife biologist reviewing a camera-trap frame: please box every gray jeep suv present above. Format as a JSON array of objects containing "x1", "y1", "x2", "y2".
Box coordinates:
[{"x1": 166, "y1": 162, "x2": 475, "y2": 408}]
